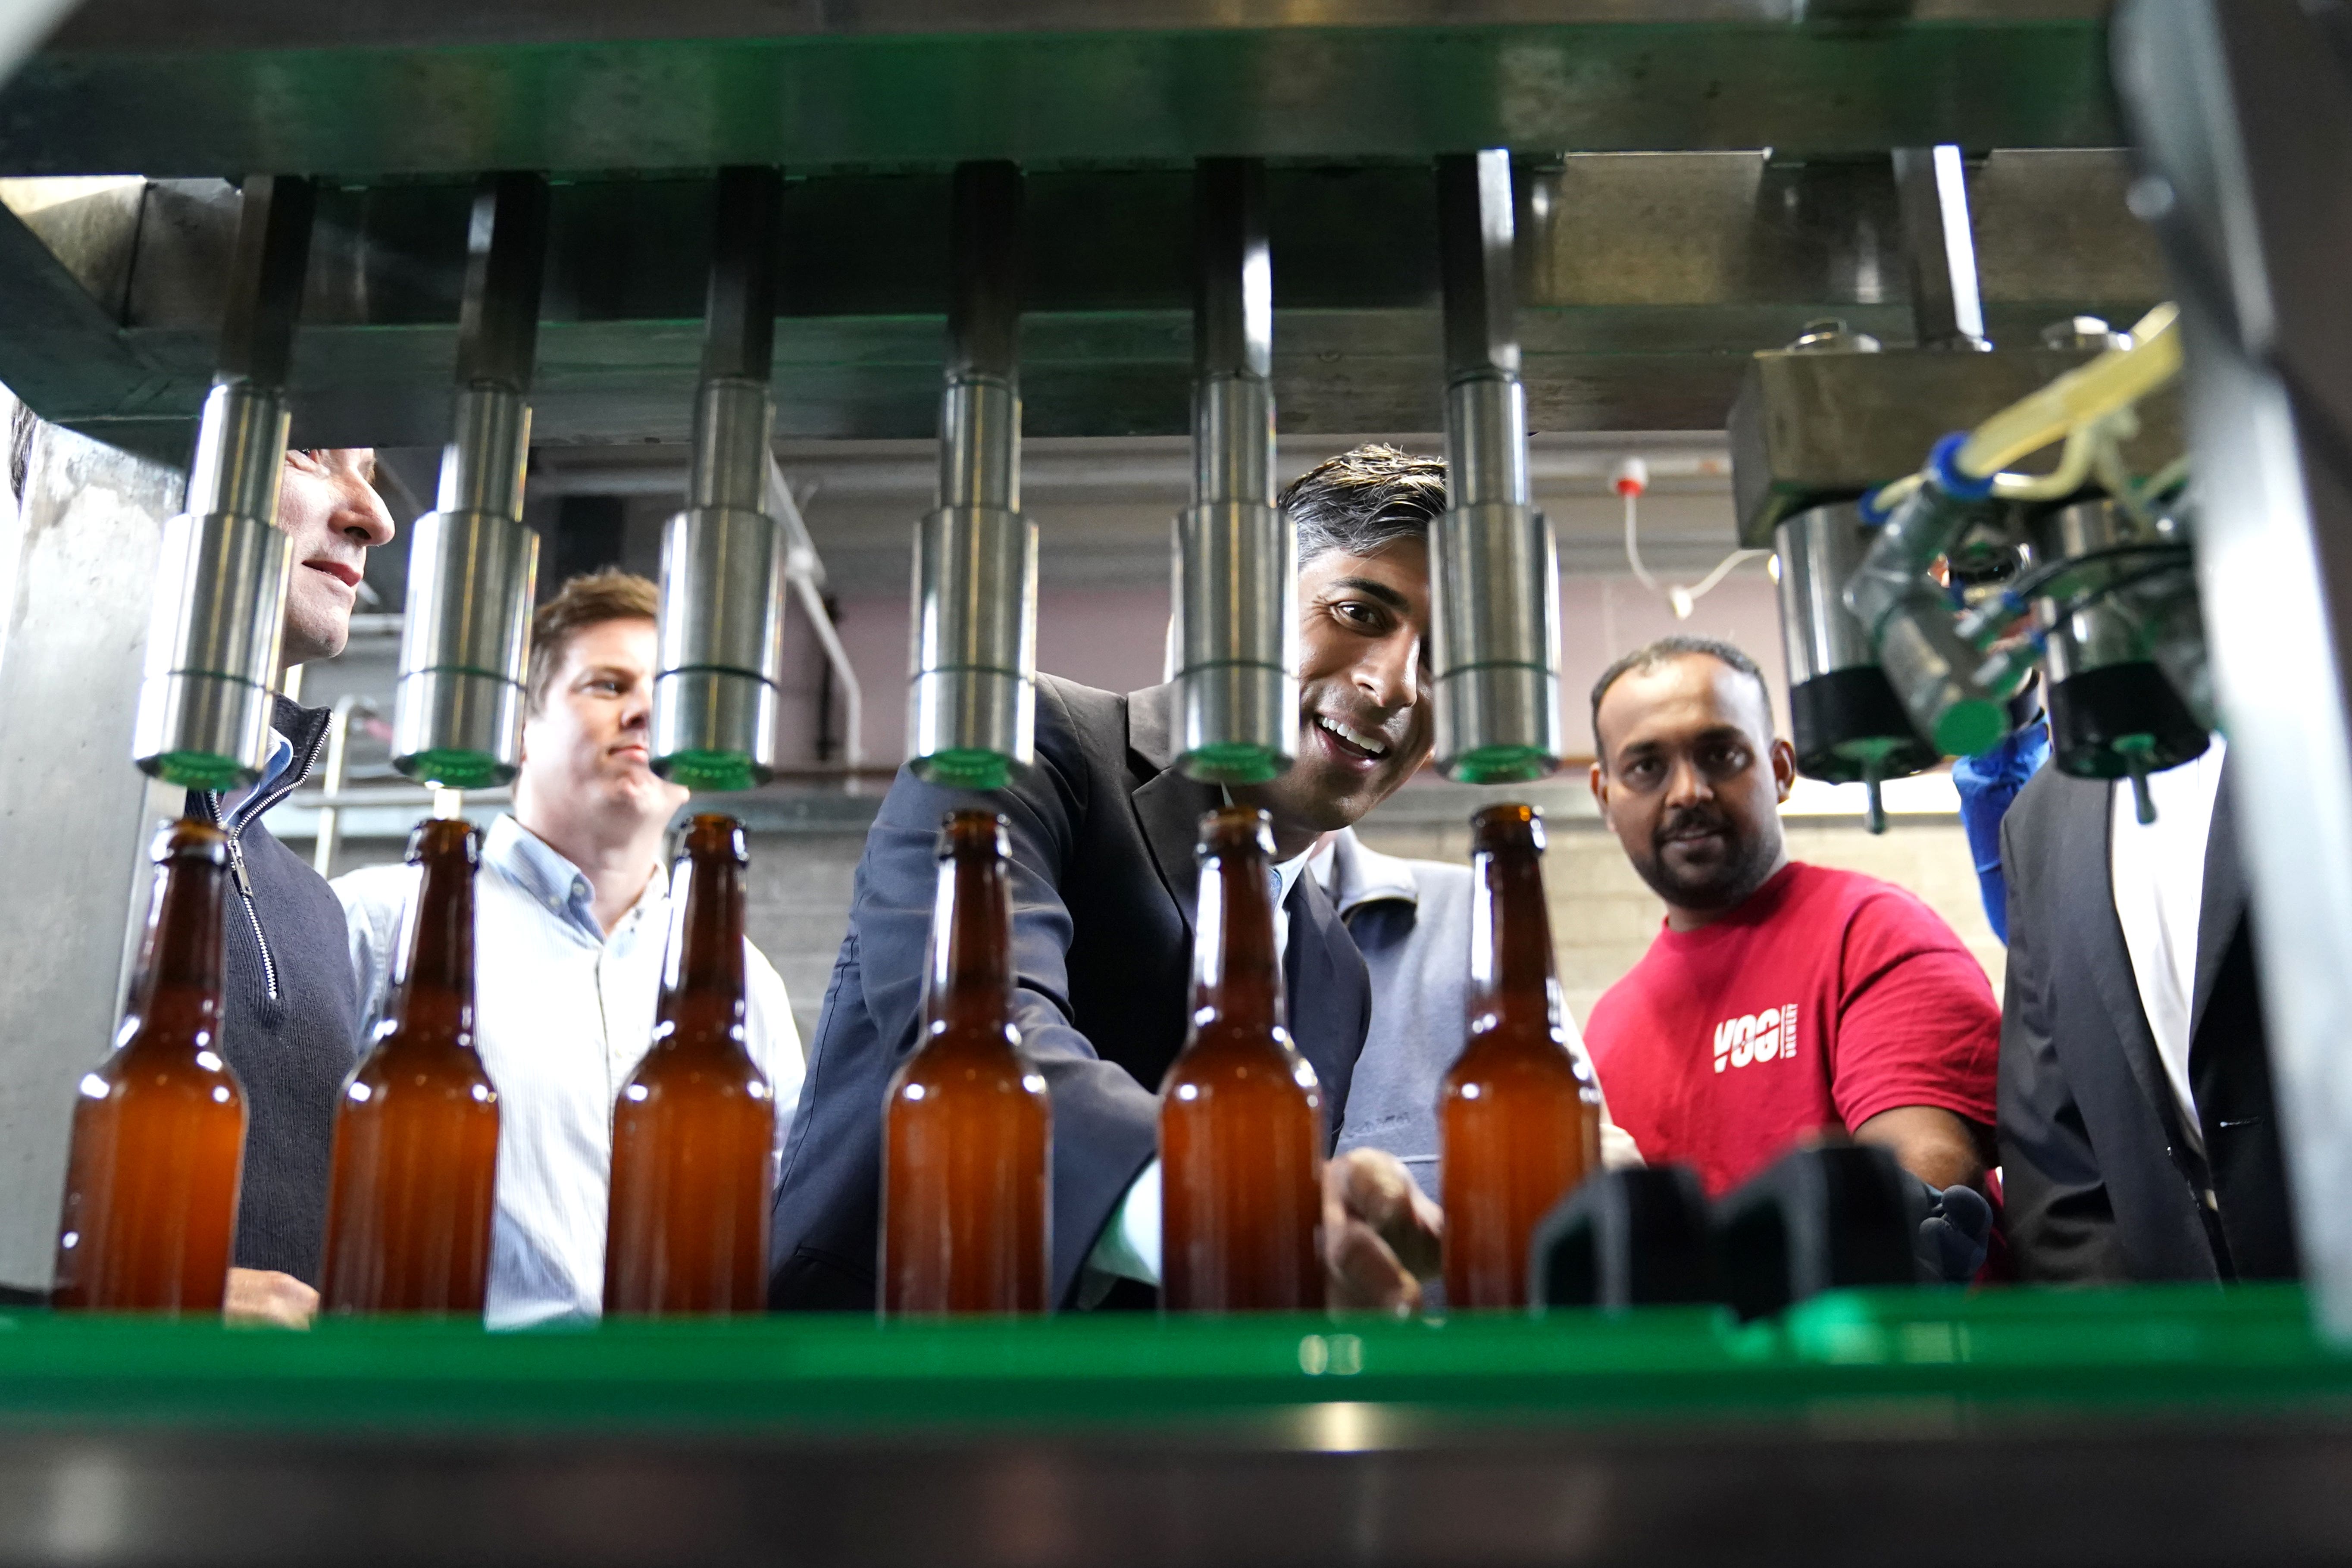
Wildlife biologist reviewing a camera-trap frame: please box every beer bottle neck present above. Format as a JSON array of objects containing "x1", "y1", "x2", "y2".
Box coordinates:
[
  {"x1": 1469, "y1": 842, "x2": 1558, "y2": 1026},
  {"x1": 927, "y1": 847, "x2": 1015, "y2": 1033},
  {"x1": 394, "y1": 847, "x2": 476, "y2": 1015},
  {"x1": 132, "y1": 857, "x2": 226, "y2": 1017},
  {"x1": 1191, "y1": 847, "x2": 1281, "y2": 1033},
  {"x1": 661, "y1": 849, "x2": 747, "y2": 1023}
]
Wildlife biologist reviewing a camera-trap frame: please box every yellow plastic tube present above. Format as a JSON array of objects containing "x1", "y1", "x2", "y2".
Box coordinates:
[{"x1": 1957, "y1": 302, "x2": 2180, "y2": 480}]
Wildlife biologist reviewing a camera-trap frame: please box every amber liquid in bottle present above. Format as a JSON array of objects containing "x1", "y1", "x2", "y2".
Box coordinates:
[
  {"x1": 1161, "y1": 806, "x2": 1325, "y2": 1313},
  {"x1": 320, "y1": 818, "x2": 500, "y2": 1314},
  {"x1": 53, "y1": 820, "x2": 247, "y2": 1313},
  {"x1": 1440, "y1": 804, "x2": 1602, "y2": 1310},
  {"x1": 605, "y1": 814, "x2": 774, "y2": 1315},
  {"x1": 881, "y1": 810, "x2": 1051, "y2": 1317}
]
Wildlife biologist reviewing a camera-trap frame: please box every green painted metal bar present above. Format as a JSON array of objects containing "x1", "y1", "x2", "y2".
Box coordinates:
[
  {"x1": 0, "y1": 1286, "x2": 2339, "y2": 1437},
  {"x1": 0, "y1": 22, "x2": 2117, "y2": 181}
]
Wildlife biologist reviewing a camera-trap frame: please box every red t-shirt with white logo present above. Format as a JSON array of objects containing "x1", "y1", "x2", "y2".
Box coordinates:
[{"x1": 1581, "y1": 861, "x2": 1999, "y2": 1198}]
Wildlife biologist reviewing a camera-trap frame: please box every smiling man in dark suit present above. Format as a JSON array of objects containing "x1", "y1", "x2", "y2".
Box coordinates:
[{"x1": 771, "y1": 444, "x2": 1447, "y2": 1311}]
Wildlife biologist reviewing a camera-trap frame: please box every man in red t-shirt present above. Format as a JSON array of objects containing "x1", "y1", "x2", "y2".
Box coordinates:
[{"x1": 1580, "y1": 637, "x2": 1999, "y2": 1199}]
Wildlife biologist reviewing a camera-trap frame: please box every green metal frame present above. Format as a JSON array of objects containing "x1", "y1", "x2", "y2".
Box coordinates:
[{"x1": 0, "y1": 1286, "x2": 2340, "y2": 1438}]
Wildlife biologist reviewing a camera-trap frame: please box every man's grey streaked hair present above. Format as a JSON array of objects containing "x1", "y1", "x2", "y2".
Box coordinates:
[{"x1": 1278, "y1": 443, "x2": 1446, "y2": 565}]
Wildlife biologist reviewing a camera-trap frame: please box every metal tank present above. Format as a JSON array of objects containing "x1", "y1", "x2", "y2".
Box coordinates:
[{"x1": 1775, "y1": 500, "x2": 1939, "y2": 833}]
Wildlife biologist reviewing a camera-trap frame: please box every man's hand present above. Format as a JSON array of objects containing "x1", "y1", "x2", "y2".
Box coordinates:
[
  {"x1": 1323, "y1": 1149, "x2": 1443, "y2": 1315},
  {"x1": 223, "y1": 1267, "x2": 317, "y2": 1330}
]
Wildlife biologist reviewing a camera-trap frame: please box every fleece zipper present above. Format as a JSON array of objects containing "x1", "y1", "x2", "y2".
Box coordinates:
[{"x1": 200, "y1": 731, "x2": 324, "y2": 1007}]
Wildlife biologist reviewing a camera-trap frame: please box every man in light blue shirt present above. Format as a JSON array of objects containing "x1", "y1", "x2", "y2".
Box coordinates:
[{"x1": 335, "y1": 571, "x2": 801, "y2": 1328}]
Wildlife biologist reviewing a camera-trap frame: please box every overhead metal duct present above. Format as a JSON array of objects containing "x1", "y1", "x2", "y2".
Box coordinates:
[
  {"x1": 907, "y1": 161, "x2": 1037, "y2": 791},
  {"x1": 1173, "y1": 158, "x2": 1295, "y2": 785},
  {"x1": 392, "y1": 173, "x2": 549, "y2": 789},
  {"x1": 131, "y1": 175, "x2": 312, "y2": 789},
  {"x1": 653, "y1": 167, "x2": 789, "y2": 793},
  {"x1": 1429, "y1": 150, "x2": 1562, "y2": 784}
]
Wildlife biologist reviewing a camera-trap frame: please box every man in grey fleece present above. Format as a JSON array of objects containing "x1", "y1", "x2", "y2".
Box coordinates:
[{"x1": 1317, "y1": 826, "x2": 1643, "y2": 1203}]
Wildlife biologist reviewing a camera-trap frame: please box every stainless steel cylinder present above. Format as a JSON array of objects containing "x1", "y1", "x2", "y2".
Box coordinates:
[
  {"x1": 1775, "y1": 503, "x2": 1880, "y2": 686},
  {"x1": 911, "y1": 162, "x2": 1033, "y2": 790},
  {"x1": 1444, "y1": 376, "x2": 1532, "y2": 509},
  {"x1": 1175, "y1": 371, "x2": 1295, "y2": 782},
  {"x1": 938, "y1": 378, "x2": 1020, "y2": 512},
  {"x1": 653, "y1": 376, "x2": 786, "y2": 791},
  {"x1": 131, "y1": 382, "x2": 295, "y2": 788},
  {"x1": 908, "y1": 500, "x2": 1037, "y2": 788},
  {"x1": 393, "y1": 385, "x2": 539, "y2": 788},
  {"x1": 1428, "y1": 498, "x2": 1563, "y2": 783},
  {"x1": 1431, "y1": 151, "x2": 1562, "y2": 783}
]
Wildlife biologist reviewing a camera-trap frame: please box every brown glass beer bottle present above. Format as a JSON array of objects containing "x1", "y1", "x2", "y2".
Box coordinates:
[
  {"x1": 320, "y1": 818, "x2": 500, "y2": 1314},
  {"x1": 1161, "y1": 806, "x2": 1325, "y2": 1312},
  {"x1": 1440, "y1": 804, "x2": 1602, "y2": 1309},
  {"x1": 881, "y1": 810, "x2": 1051, "y2": 1316},
  {"x1": 605, "y1": 814, "x2": 774, "y2": 1315},
  {"x1": 53, "y1": 820, "x2": 247, "y2": 1313}
]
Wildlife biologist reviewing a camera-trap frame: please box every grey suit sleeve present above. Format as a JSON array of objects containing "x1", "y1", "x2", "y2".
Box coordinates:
[{"x1": 1995, "y1": 801, "x2": 2131, "y2": 1281}]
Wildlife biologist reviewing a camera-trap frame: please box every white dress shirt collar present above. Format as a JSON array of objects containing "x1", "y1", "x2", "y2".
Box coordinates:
[{"x1": 485, "y1": 814, "x2": 666, "y2": 945}]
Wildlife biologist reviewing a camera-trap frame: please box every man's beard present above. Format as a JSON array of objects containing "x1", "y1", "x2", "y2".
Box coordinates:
[{"x1": 1631, "y1": 803, "x2": 1780, "y2": 913}]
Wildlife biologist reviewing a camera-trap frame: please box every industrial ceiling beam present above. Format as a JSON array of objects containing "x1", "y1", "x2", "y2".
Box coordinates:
[{"x1": 0, "y1": 12, "x2": 2117, "y2": 178}]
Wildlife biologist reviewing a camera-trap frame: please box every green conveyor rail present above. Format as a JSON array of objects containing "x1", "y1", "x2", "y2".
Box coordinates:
[{"x1": 0, "y1": 1286, "x2": 2341, "y2": 1438}]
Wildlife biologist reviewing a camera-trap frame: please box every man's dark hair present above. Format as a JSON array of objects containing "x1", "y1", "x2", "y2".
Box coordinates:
[
  {"x1": 1590, "y1": 635, "x2": 1772, "y2": 761},
  {"x1": 1279, "y1": 443, "x2": 1445, "y2": 564}
]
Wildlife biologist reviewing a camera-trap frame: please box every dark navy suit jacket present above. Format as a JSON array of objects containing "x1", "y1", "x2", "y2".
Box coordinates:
[{"x1": 769, "y1": 676, "x2": 1372, "y2": 1309}]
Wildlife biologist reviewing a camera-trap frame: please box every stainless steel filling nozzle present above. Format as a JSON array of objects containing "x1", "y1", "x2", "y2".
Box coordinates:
[
  {"x1": 652, "y1": 168, "x2": 789, "y2": 794},
  {"x1": 907, "y1": 161, "x2": 1038, "y2": 791},
  {"x1": 131, "y1": 175, "x2": 314, "y2": 790},
  {"x1": 1174, "y1": 158, "x2": 1297, "y2": 785},
  {"x1": 393, "y1": 173, "x2": 549, "y2": 789},
  {"x1": 1429, "y1": 150, "x2": 1563, "y2": 784}
]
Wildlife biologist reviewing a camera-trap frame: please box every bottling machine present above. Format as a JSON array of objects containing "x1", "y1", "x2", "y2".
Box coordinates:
[{"x1": 3, "y1": 2, "x2": 2352, "y2": 1563}]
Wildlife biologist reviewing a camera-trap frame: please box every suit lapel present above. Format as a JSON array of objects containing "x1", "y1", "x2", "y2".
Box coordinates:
[
  {"x1": 1283, "y1": 870, "x2": 1370, "y2": 1148},
  {"x1": 2087, "y1": 774, "x2": 2193, "y2": 1149},
  {"x1": 1125, "y1": 683, "x2": 1218, "y2": 943},
  {"x1": 2189, "y1": 756, "x2": 2248, "y2": 1049}
]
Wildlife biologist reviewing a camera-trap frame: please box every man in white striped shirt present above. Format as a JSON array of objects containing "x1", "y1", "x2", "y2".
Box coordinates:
[{"x1": 334, "y1": 570, "x2": 803, "y2": 1328}]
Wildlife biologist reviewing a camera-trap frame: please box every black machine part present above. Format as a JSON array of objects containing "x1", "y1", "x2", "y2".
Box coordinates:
[
  {"x1": 1714, "y1": 1144, "x2": 1925, "y2": 1322},
  {"x1": 1530, "y1": 1166, "x2": 1717, "y2": 1312}
]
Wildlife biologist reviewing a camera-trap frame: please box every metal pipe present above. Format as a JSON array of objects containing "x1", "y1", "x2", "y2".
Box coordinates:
[
  {"x1": 310, "y1": 694, "x2": 368, "y2": 876},
  {"x1": 908, "y1": 161, "x2": 1037, "y2": 790},
  {"x1": 653, "y1": 167, "x2": 788, "y2": 793},
  {"x1": 1429, "y1": 150, "x2": 1562, "y2": 784},
  {"x1": 1174, "y1": 158, "x2": 1295, "y2": 784},
  {"x1": 131, "y1": 174, "x2": 313, "y2": 789},
  {"x1": 392, "y1": 173, "x2": 548, "y2": 789},
  {"x1": 765, "y1": 455, "x2": 865, "y2": 781}
]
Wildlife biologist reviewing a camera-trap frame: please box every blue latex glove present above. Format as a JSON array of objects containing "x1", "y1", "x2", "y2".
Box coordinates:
[{"x1": 1951, "y1": 717, "x2": 2049, "y2": 943}]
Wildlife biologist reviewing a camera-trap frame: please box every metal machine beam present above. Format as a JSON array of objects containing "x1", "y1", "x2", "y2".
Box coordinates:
[
  {"x1": 0, "y1": 153, "x2": 2164, "y2": 457},
  {"x1": 0, "y1": 6, "x2": 2117, "y2": 180}
]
